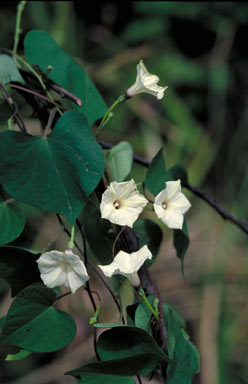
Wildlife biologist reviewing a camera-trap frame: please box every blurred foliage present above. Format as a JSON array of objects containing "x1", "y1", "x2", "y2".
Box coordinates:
[{"x1": 0, "y1": 1, "x2": 248, "y2": 384}]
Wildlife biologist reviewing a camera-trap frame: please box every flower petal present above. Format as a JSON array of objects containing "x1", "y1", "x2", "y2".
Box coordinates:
[
  {"x1": 65, "y1": 269, "x2": 89, "y2": 294},
  {"x1": 98, "y1": 261, "x2": 119, "y2": 277},
  {"x1": 40, "y1": 267, "x2": 66, "y2": 288},
  {"x1": 169, "y1": 192, "x2": 191, "y2": 214},
  {"x1": 160, "y1": 209, "x2": 184, "y2": 229}
]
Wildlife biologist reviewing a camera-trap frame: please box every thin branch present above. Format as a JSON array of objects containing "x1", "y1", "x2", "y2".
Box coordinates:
[
  {"x1": 0, "y1": 83, "x2": 27, "y2": 132},
  {"x1": 100, "y1": 141, "x2": 248, "y2": 236},
  {"x1": 8, "y1": 83, "x2": 65, "y2": 109}
]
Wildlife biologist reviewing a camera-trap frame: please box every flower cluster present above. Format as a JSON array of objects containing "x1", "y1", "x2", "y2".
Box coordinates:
[{"x1": 100, "y1": 179, "x2": 191, "y2": 230}]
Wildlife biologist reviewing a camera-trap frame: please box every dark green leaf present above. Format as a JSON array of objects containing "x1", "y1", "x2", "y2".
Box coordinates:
[
  {"x1": 168, "y1": 164, "x2": 188, "y2": 187},
  {"x1": 173, "y1": 218, "x2": 189, "y2": 278},
  {"x1": 105, "y1": 141, "x2": 133, "y2": 182},
  {"x1": 81, "y1": 194, "x2": 114, "y2": 264},
  {"x1": 0, "y1": 286, "x2": 76, "y2": 352},
  {"x1": 0, "y1": 246, "x2": 41, "y2": 296},
  {"x1": 133, "y1": 219, "x2": 162, "y2": 267},
  {"x1": 24, "y1": 30, "x2": 107, "y2": 126},
  {"x1": 0, "y1": 54, "x2": 24, "y2": 85},
  {"x1": 0, "y1": 199, "x2": 25, "y2": 246},
  {"x1": 145, "y1": 148, "x2": 169, "y2": 195},
  {"x1": 0, "y1": 110, "x2": 105, "y2": 224},
  {"x1": 163, "y1": 305, "x2": 186, "y2": 357},
  {"x1": 68, "y1": 356, "x2": 153, "y2": 379},
  {"x1": 97, "y1": 326, "x2": 173, "y2": 365}
]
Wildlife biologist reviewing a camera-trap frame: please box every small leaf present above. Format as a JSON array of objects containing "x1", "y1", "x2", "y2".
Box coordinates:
[
  {"x1": 145, "y1": 148, "x2": 169, "y2": 195},
  {"x1": 0, "y1": 286, "x2": 76, "y2": 352},
  {"x1": 133, "y1": 219, "x2": 162, "y2": 267},
  {"x1": 0, "y1": 54, "x2": 24, "y2": 85},
  {"x1": 0, "y1": 246, "x2": 41, "y2": 296},
  {"x1": 24, "y1": 30, "x2": 107, "y2": 127},
  {"x1": 173, "y1": 218, "x2": 189, "y2": 278},
  {"x1": 0, "y1": 110, "x2": 105, "y2": 224},
  {"x1": 0, "y1": 199, "x2": 25, "y2": 246},
  {"x1": 5, "y1": 349, "x2": 31, "y2": 361},
  {"x1": 105, "y1": 142, "x2": 133, "y2": 182},
  {"x1": 135, "y1": 295, "x2": 154, "y2": 335}
]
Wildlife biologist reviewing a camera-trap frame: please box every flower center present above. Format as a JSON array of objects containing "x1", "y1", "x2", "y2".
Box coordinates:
[
  {"x1": 162, "y1": 201, "x2": 167, "y2": 209},
  {"x1": 113, "y1": 200, "x2": 121, "y2": 209},
  {"x1": 59, "y1": 260, "x2": 72, "y2": 270}
]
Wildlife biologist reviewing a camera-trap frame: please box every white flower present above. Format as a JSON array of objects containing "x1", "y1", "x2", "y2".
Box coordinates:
[
  {"x1": 100, "y1": 179, "x2": 148, "y2": 228},
  {"x1": 126, "y1": 60, "x2": 168, "y2": 100},
  {"x1": 36, "y1": 249, "x2": 89, "y2": 294},
  {"x1": 98, "y1": 245, "x2": 152, "y2": 287},
  {"x1": 153, "y1": 179, "x2": 191, "y2": 230}
]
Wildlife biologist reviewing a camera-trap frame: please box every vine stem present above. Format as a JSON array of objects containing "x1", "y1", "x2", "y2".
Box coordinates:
[
  {"x1": 96, "y1": 94, "x2": 126, "y2": 140},
  {"x1": 138, "y1": 288, "x2": 159, "y2": 321},
  {"x1": 12, "y1": 0, "x2": 27, "y2": 56}
]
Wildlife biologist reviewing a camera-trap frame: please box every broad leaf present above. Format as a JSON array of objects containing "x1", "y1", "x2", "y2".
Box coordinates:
[
  {"x1": 0, "y1": 246, "x2": 41, "y2": 296},
  {"x1": 145, "y1": 148, "x2": 169, "y2": 195},
  {"x1": 168, "y1": 163, "x2": 188, "y2": 187},
  {"x1": 173, "y1": 218, "x2": 189, "y2": 278},
  {"x1": 134, "y1": 219, "x2": 162, "y2": 267},
  {"x1": 0, "y1": 54, "x2": 24, "y2": 85},
  {"x1": 0, "y1": 286, "x2": 76, "y2": 352},
  {"x1": 24, "y1": 30, "x2": 107, "y2": 127},
  {"x1": 0, "y1": 199, "x2": 25, "y2": 246},
  {"x1": 105, "y1": 141, "x2": 133, "y2": 182},
  {"x1": 97, "y1": 326, "x2": 173, "y2": 365},
  {"x1": 0, "y1": 110, "x2": 105, "y2": 224}
]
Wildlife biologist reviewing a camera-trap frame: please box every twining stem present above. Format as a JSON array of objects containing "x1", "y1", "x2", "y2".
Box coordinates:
[
  {"x1": 12, "y1": 53, "x2": 63, "y2": 116},
  {"x1": 43, "y1": 108, "x2": 57, "y2": 138},
  {"x1": 112, "y1": 226, "x2": 125, "y2": 259},
  {"x1": 96, "y1": 94, "x2": 126, "y2": 140},
  {"x1": 89, "y1": 300, "x2": 101, "y2": 325},
  {"x1": 67, "y1": 225, "x2": 75, "y2": 249},
  {"x1": 13, "y1": 0, "x2": 27, "y2": 56},
  {"x1": 138, "y1": 288, "x2": 159, "y2": 322}
]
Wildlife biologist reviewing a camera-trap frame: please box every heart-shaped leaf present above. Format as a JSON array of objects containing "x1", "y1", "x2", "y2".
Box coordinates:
[
  {"x1": 105, "y1": 141, "x2": 133, "y2": 182},
  {"x1": 0, "y1": 286, "x2": 76, "y2": 352},
  {"x1": 145, "y1": 148, "x2": 169, "y2": 195},
  {"x1": 0, "y1": 110, "x2": 105, "y2": 224},
  {"x1": 24, "y1": 30, "x2": 107, "y2": 127}
]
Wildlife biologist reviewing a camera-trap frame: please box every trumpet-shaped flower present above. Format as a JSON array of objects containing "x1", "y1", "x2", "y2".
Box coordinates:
[
  {"x1": 98, "y1": 245, "x2": 152, "y2": 287},
  {"x1": 126, "y1": 60, "x2": 168, "y2": 100},
  {"x1": 153, "y1": 179, "x2": 191, "y2": 230},
  {"x1": 100, "y1": 179, "x2": 148, "y2": 228},
  {"x1": 37, "y1": 249, "x2": 89, "y2": 294}
]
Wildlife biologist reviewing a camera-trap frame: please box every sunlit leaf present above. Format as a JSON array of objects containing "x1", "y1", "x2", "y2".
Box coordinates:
[
  {"x1": 0, "y1": 54, "x2": 24, "y2": 85},
  {"x1": 105, "y1": 141, "x2": 133, "y2": 182}
]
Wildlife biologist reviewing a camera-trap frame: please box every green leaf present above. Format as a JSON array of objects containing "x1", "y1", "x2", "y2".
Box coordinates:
[
  {"x1": 5, "y1": 349, "x2": 31, "y2": 361},
  {"x1": 0, "y1": 54, "x2": 24, "y2": 85},
  {"x1": 81, "y1": 194, "x2": 114, "y2": 264},
  {"x1": 0, "y1": 246, "x2": 41, "y2": 296},
  {"x1": 0, "y1": 110, "x2": 105, "y2": 224},
  {"x1": 74, "y1": 374, "x2": 135, "y2": 384},
  {"x1": 105, "y1": 141, "x2": 133, "y2": 182},
  {"x1": 167, "y1": 329, "x2": 200, "y2": 384},
  {"x1": 24, "y1": 30, "x2": 107, "y2": 127},
  {"x1": 97, "y1": 326, "x2": 173, "y2": 365},
  {"x1": 168, "y1": 164, "x2": 188, "y2": 187},
  {"x1": 66, "y1": 353, "x2": 156, "y2": 384},
  {"x1": 145, "y1": 148, "x2": 169, "y2": 195},
  {"x1": 135, "y1": 295, "x2": 154, "y2": 335},
  {"x1": 133, "y1": 219, "x2": 162, "y2": 267},
  {"x1": 173, "y1": 218, "x2": 189, "y2": 278},
  {"x1": 163, "y1": 304, "x2": 199, "y2": 383},
  {"x1": 0, "y1": 286, "x2": 76, "y2": 352},
  {"x1": 0, "y1": 199, "x2": 25, "y2": 246}
]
